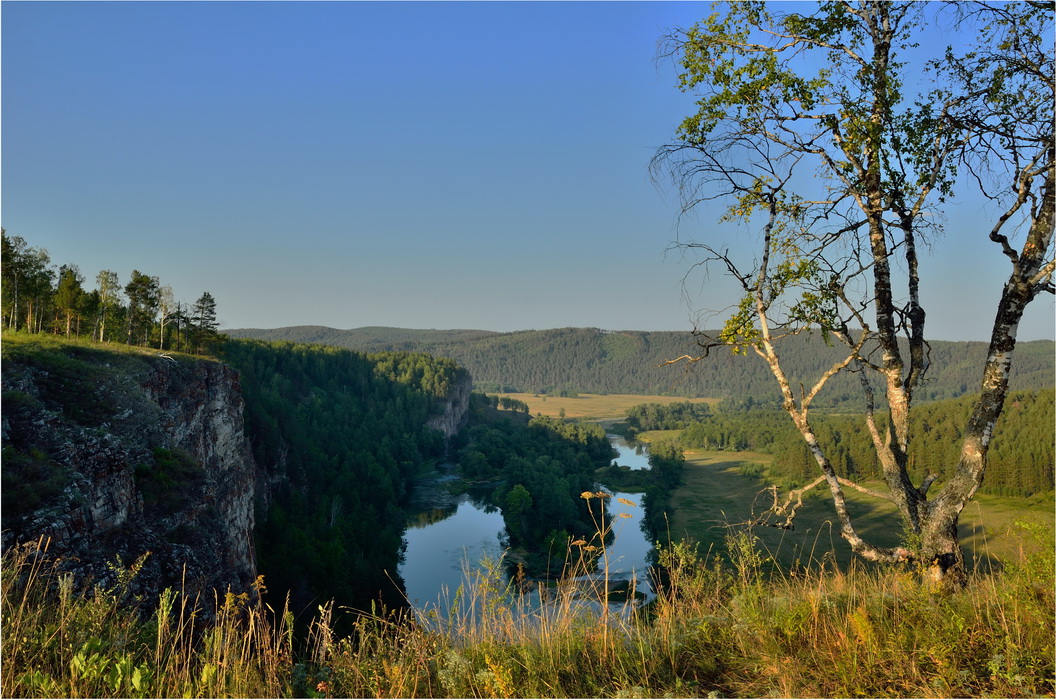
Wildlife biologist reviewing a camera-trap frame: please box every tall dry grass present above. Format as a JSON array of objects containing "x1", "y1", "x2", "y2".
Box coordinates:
[
  {"x1": 2, "y1": 538, "x2": 294, "y2": 698},
  {"x1": 3, "y1": 522, "x2": 1053, "y2": 698}
]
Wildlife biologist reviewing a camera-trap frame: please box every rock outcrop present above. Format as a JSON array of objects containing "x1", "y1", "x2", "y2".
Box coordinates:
[
  {"x1": 1, "y1": 346, "x2": 257, "y2": 600},
  {"x1": 2, "y1": 339, "x2": 476, "y2": 606},
  {"x1": 426, "y1": 371, "x2": 472, "y2": 444}
]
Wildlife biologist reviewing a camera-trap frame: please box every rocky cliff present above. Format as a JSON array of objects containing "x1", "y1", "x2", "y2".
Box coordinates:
[
  {"x1": 426, "y1": 371, "x2": 473, "y2": 444},
  {"x1": 1, "y1": 340, "x2": 257, "y2": 600}
]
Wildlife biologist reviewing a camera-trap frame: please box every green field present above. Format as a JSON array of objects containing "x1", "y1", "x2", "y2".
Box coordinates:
[{"x1": 667, "y1": 446, "x2": 1055, "y2": 571}]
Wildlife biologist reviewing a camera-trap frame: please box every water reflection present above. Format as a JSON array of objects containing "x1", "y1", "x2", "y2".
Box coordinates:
[
  {"x1": 401, "y1": 495, "x2": 506, "y2": 609},
  {"x1": 399, "y1": 437, "x2": 655, "y2": 614},
  {"x1": 601, "y1": 490, "x2": 653, "y2": 598},
  {"x1": 409, "y1": 505, "x2": 457, "y2": 529},
  {"x1": 608, "y1": 434, "x2": 652, "y2": 470}
]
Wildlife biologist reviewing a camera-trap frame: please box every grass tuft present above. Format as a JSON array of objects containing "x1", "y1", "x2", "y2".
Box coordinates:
[{"x1": 3, "y1": 524, "x2": 1053, "y2": 698}]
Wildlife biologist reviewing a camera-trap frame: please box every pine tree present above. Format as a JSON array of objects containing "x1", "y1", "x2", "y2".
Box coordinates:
[{"x1": 191, "y1": 291, "x2": 219, "y2": 353}]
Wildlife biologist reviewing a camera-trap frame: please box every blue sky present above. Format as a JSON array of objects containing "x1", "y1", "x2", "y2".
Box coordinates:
[{"x1": 3, "y1": 1, "x2": 1053, "y2": 341}]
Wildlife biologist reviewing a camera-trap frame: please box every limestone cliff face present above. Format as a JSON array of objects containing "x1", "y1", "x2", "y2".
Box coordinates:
[
  {"x1": 426, "y1": 372, "x2": 473, "y2": 443},
  {"x1": 1, "y1": 348, "x2": 256, "y2": 599},
  {"x1": 2, "y1": 340, "x2": 475, "y2": 603}
]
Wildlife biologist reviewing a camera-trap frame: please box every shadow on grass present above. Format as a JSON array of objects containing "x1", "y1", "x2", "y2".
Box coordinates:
[{"x1": 672, "y1": 452, "x2": 1050, "y2": 573}]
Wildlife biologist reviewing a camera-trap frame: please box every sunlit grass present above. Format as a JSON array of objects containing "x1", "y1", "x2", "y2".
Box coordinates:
[
  {"x1": 5, "y1": 518, "x2": 1053, "y2": 698},
  {"x1": 497, "y1": 392, "x2": 717, "y2": 423},
  {"x1": 1, "y1": 540, "x2": 295, "y2": 698},
  {"x1": 670, "y1": 448, "x2": 1056, "y2": 571}
]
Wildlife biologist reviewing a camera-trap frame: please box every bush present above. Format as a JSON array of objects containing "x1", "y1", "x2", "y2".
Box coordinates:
[{"x1": 134, "y1": 448, "x2": 204, "y2": 514}]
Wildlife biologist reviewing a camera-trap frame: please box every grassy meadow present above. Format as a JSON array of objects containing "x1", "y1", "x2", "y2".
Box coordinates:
[
  {"x1": 497, "y1": 392, "x2": 717, "y2": 423},
  {"x1": 5, "y1": 521, "x2": 1053, "y2": 698},
  {"x1": 671, "y1": 448, "x2": 1055, "y2": 571},
  {"x1": 630, "y1": 428, "x2": 1056, "y2": 572}
]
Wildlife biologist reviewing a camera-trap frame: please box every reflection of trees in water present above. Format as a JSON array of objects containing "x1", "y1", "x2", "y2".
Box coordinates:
[
  {"x1": 407, "y1": 487, "x2": 499, "y2": 530},
  {"x1": 409, "y1": 506, "x2": 457, "y2": 529},
  {"x1": 463, "y1": 484, "x2": 500, "y2": 513}
]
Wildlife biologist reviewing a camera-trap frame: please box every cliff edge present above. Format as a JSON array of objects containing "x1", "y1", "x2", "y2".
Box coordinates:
[
  {"x1": 2, "y1": 336, "x2": 257, "y2": 600},
  {"x1": 427, "y1": 370, "x2": 472, "y2": 445}
]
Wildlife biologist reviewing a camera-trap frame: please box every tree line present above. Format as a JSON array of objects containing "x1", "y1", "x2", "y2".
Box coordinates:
[
  {"x1": 2, "y1": 231, "x2": 220, "y2": 353},
  {"x1": 229, "y1": 325, "x2": 1055, "y2": 409},
  {"x1": 631, "y1": 388, "x2": 1054, "y2": 498},
  {"x1": 624, "y1": 401, "x2": 712, "y2": 434}
]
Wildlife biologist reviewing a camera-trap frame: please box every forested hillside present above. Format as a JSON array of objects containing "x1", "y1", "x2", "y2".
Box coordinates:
[
  {"x1": 217, "y1": 339, "x2": 469, "y2": 615},
  {"x1": 228, "y1": 325, "x2": 1055, "y2": 407},
  {"x1": 633, "y1": 388, "x2": 1054, "y2": 497}
]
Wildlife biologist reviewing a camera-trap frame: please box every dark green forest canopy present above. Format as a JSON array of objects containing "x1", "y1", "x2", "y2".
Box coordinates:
[
  {"x1": 456, "y1": 397, "x2": 615, "y2": 575},
  {"x1": 227, "y1": 326, "x2": 1054, "y2": 407},
  {"x1": 216, "y1": 339, "x2": 468, "y2": 616},
  {"x1": 632, "y1": 388, "x2": 1054, "y2": 497}
]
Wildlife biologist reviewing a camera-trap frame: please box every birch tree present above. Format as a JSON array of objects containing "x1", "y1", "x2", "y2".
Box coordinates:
[
  {"x1": 654, "y1": 0, "x2": 1054, "y2": 587},
  {"x1": 157, "y1": 285, "x2": 175, "y2": 350},
  {"x1": 2, "y1": 233, "x2": 55, "y2": 333},
  {"x1": 95, "y1": 270, "x2": 121, "y2": 343}
]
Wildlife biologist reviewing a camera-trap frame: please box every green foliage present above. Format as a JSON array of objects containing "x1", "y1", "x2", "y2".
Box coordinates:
[
  {"x1": 218, "y1": 338, "x2": 466, "y2": 615},
  {"x1": 626, "y1": 400, "x2": 712, "y2": 431},
  {"x1": 134, "y1": 448, "x2": 204, "y2": 515},
  {"x1": 1, "y1": 445, "x2": 70, "y2": 521},
  {"x1": 229, "y1": 325, "x2": 1056, "y2": 410},
  {"x1": 6, "y1": 524, "x2": 1052, "y2": 698},
  {"x1": 674, "y1": 388, "x2": 1055, "y2": 496},
  {"x1": 597, "y1": 463, "x2": 652, "y2": 492},
  {"x1": 640, "y1": 439, "x2": 687, "y2": 542},
  {"x1": 2, "y1": 230, "x2": 55, "y2": 333},
  {"x1": 476, "y1": 393, "x2": 531, "y2": 414},
  {"x1": 368, "y1": 349, "x2": 465, "y2": 400},
  {"x1": 1, "y1": 335, "x2": 120, "y2": 426},
  {"x1": 2, "y1": 541, "x2": 294, "y2": 698}
]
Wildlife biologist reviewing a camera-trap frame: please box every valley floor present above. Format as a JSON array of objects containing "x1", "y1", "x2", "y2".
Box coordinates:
[{"x1": 667, "y1": 447, "x2": 1056, "y2": 572}]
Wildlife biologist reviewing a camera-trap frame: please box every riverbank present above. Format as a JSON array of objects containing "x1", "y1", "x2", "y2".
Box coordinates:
[{"x1": 400, "y1": 433, "x2": 657, "y2": 609}]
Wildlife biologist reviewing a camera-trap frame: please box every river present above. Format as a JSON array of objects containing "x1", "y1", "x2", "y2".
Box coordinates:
[{"x1": 400, "y1": 435, "x2": 654, "y2": 613}]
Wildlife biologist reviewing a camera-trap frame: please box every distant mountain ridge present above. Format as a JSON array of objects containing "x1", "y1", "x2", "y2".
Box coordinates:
[
  {"x1": 229, "y1": 326, "x2": 504, "y2": 352},
  {"x1": 226, "y1": 325, "x2": 1055, "y2": 408}
]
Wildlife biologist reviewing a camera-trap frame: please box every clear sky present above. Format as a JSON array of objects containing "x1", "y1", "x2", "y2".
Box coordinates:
[{"x1": 3, "y1": 2, "x2": 1053, "y2": 341}]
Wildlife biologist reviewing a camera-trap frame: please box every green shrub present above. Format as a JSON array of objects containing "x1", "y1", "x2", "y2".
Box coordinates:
[
  {"x1": 134, "y1": 448, "x2": 204, "y2": 514},
  {"x1": 1, "y1": 446, "x2": 70, "y2": 520}
]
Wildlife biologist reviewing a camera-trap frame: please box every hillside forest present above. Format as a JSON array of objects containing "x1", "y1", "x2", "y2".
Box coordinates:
[
  {"x1": 228, "y1": 324, "x2": 1055, "y2": 409},
  {"x1": 221, "y1": 339, "x2": 467, "y2": 614},
  {"x1": 625, "y1": 392, "x2": 1054, "y2": 497}
]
